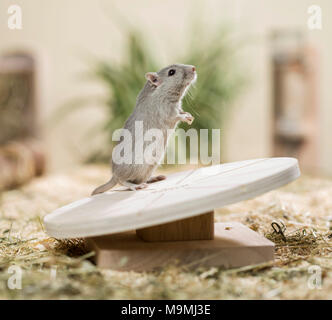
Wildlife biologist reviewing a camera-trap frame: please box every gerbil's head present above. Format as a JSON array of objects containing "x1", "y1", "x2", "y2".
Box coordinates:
[{"x1": 145, "y1": 64, "x2": 197, "y2": 102}]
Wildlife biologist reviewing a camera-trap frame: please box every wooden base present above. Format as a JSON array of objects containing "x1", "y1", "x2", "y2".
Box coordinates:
[
  {"x1": 136, "y1": 211, "x2": 214, "y2": 242},
  {"x1": 86, "y1": 222, "x2": 275, "y2": 271}
]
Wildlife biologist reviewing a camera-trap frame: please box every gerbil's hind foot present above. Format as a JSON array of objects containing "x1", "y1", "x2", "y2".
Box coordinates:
[
  {"x1": 121, "y1": 181, "x2": 148, "y2": 191},
  {"x1": 147, "y1": 175, "x2": 167, "y2": 184}
]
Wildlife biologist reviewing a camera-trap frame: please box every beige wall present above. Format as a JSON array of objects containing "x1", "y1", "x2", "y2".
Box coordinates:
[{"x1": 0, "y1": 0, "x2": 331, "y2": 174}]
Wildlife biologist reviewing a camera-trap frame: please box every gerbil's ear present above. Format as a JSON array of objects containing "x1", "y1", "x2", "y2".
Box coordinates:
[{"x1": 145, "y1": 72, "x2": 161, "y2": 86}]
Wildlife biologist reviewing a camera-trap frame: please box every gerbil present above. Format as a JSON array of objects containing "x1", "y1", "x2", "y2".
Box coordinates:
[{"x1": 91, "y1": 63, "x2": 196, "y2": 195}]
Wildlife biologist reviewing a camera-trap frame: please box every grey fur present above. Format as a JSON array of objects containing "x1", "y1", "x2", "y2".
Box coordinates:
[{"x1": 92, "y1": 63, "x2": 196, "y2": 195}]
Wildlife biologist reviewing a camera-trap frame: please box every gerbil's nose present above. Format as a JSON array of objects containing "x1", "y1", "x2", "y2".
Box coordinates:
[{"x1": 192, "y1": 67, "x2": 196, "y2": 72}]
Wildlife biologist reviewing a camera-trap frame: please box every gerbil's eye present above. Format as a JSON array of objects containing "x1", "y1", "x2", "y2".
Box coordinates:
[{"x1": 168, "y1": 69, "x2": 176, "y2": 76}]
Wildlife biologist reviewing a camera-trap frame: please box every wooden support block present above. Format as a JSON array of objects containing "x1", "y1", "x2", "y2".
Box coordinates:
[
  {"x1": 86, "y1": 222, "x2": 275, "y2": 271},
  {"x1": 136, "y1": 211, "x2": 214, "y2": 242}
]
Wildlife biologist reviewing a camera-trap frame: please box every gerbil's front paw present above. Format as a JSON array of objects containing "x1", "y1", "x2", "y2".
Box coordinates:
[{"x1": 182, "y1": 112, "x2": 194, "y2": 125}]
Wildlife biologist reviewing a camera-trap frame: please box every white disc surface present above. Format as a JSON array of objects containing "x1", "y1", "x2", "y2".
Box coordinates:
[{"x1": 44, "y1": 158, "x2": 300, "y2": 239}]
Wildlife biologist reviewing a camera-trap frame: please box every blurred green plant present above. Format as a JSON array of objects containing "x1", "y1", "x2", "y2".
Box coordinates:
[
  {"x1": 94, "y1": 32, "x2": 159, "y2": 139},
  {"x1": 57, "y1": 26, "x2": 246, "y2": 163}
]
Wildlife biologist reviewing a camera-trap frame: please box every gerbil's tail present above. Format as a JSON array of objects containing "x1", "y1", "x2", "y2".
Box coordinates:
[{"x1": 91, "y1": 176, "x2": 117, "y2": 196}]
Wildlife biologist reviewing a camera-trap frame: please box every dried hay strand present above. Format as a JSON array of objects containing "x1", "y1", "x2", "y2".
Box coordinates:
[{"x1": 0, "y1": 166, "x2": 332, "y2": 299}]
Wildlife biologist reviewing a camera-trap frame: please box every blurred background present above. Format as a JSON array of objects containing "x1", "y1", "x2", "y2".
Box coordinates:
[{"x1": 0, "y1": 0, "x2": 331, "y2": 191}]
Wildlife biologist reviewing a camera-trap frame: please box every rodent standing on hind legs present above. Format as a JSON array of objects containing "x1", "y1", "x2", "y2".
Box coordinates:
[{"x1": 91, "y1": 63, "x2": 197, "y2": 195}]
